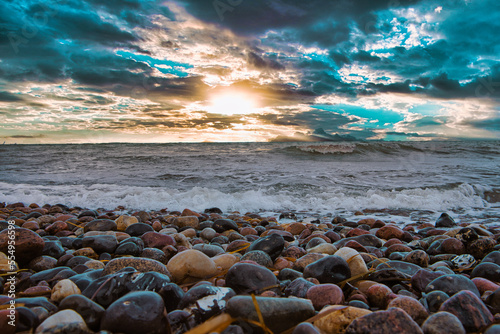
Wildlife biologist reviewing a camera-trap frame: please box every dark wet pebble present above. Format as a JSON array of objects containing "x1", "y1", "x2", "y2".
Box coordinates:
[
  {"x1": 423, "y1": 290, "x2": 449, "y2": 313},
  {"x1": 6, "y1": 297, "x2": 57, "y2": 313},
  {"x1": 467, "y1": 238, "x2": 496, "y2": 259},
  {"x1": 225, "y1": 262, "x2": 280, "y2": 294},
  {"x1": 435, "y1": 213, "x2": 456, "y2": 228},
  {"x1": 248, "y1": 233, "x2": 285, "y2": 261},
  {"x1": 158, "y1": 283, "x2": 185, "y2": 312},
  {"x1": 28, "y1": 256, "x2": 57, "y2": 272},
  {"x1": 439, "y1": 290, "x2": 493, "y2": 333},
  {"x1": 284, "y1": 277, "x2": 315, "y2": 298},
  {"x1": 226, "y1": 296, "x2": 315, "y2": 333},
  {"x1": 486, "y1": 287, "x2": 500, "y2": 314},
  {"x1": 425, "y1": 274, "x2": 480, "y2": 297},
  {"x1": 278, "y1": 268, "x2": 303, "y2": 281},
  {"x1": 83, "y1": 219, "x2": 117, "y2": 232},
  {"x1": 83, "y1": 270, "x2": 171, "y2": 307},
  {"x1": 471, "y1": 262, "x2": 500, "y2": 282},
  {"x1": 303, "y1": 255, "x2": 351, "y2": 284},
  {"x1": 101, "y1": 291, "x2": 169, "y2": 334},
  {"x1": 41, "y1": 240, "x2": 65, "y2": 259},
  {"x1": 292, "y1": 322, "x2": 321, "y2": 334},
  {"x1": 82, "y1": 235, "x2": 118, "y2": 254},
  {"x1": 348, "y1": 300, "x2": 370, "y2": 309},
  {"x1": 241, "y1": 250, "x2": 273, "y2": 267},
  {"x1": 421, "y1": 312, "x2": 465, "y2": 334},
  {"x1": 59, "y1": 294, "x2": 105, "y2": 331},
  {"x1": 68, "y1": 269, "x2": 103, "y2": 291},
  {"x1": 376, "y1": 260, "x2": 422, "y2": 276},
  {"x1": 482, "y1": 251, "x2": 500, "y2": 266},
  {"x1": 15, "y1": 307, "x2": 40, "y2": 332},
  {"x1": 125, "y1": 223, "x2": 154, "y2": 237},
  {"x1": 115, "y1": 241, "x2": 142, "y2": 256},
  {"x1": 212, "y1": 219, "x2": 239, "y2": 233},
  {"x1": 193, "y1": 243, "x2": 225, "y2": 257},
  {"x1": 485, "y1": 325, "x2": 500, "y2": 334},
  {"x1": 28, "y1": 267, "x2": 71, "y2": 286}
]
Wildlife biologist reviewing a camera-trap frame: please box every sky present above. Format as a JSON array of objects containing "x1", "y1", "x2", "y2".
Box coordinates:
[{"x1": 1, "y1": 0, "x2": 500, "y2": 143}]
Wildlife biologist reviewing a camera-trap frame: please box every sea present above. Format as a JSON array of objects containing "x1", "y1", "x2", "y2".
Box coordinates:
[{"x1": 1, "y1": 141, "x2": 499, "y2": 226}]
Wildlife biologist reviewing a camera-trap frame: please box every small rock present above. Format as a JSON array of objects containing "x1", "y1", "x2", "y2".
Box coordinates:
[
  {"x1": 292, "y1": 322, "x2": 321, "y2": 334},
  {"x1": 346, "y1": 307, "x2": 423, "y2": 334},
  {"x1": 35, "y1": 309, "x2": 89, "y2": 334},
  {"x1": 167, "y1": 249, "x2": 217, "y2": 283},
  {"x1": 101, "y1": 291, "x2": 168, "y2": 334},
  {"x1": 435, "y1": 213, "x2": 456, "y2": 228},
  {"x1": 471, "y1": 262, "x2": 500, "y2": 282},
  {"x1": 59, "y1": 294, "x2": 105, "y2": 331},
  {"x1": 303, "y1": 255, "x2": 351, "y2": 284},
  {"x1": 51, "y1": 279, "x2": 81, "y2": 303},
  {"x1": 248, "y1": 234, "x2": 285, "y2": 261},
  {"x1": 387, "y1": 295, "x2": 428, "y2": 325},
  {"x1": 306, "y1": 284, "x2": 344, "y2": 310},
  {"x1": 421, "y1": 312, "x2": 465, "y2": 334},
  {"x1": 226, "y1": 296, "x2": 315, "y2": 333},
  {"x1": 83, "y1": 219, "x2": 116, "y2": 232},
  {"x1": 284, "y1": 277, "x2": 316, "y2": 298},
  {"x1": 115, "y1": 215, "x2": 139, "y2": 231},
  {"x1": 314, "y1": 305, "x2": 372, "y2": 334},
  {"x1": 426, "y1": 274, "x2": 480, "y2": 297},
  {"x1": 439, "y1": 290, "x2": 493, "y2": 333},
  {"x1": 240, "y1": 250, "x2": 273, "y2": 267},
  {"x1": 125, "y1": 223, "x2": 154, "y2": 237},
  {"x1": 335, "y1": 247, "x2": 368, "y2": 277},
  {"x1": 104, "y1": 257, "x2": 170, "y2": 276},
  {"x1": 0, "y1": 228, "x2": 45, "y2": 263},
  {"x1": 225, "y1": 262, "x2": 279, "y2": 294}
]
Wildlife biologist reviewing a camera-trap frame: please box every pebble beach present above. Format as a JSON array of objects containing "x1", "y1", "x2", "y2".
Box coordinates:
[{"x1": 1, "y1": 201, "x2": 500, "y2": 334}]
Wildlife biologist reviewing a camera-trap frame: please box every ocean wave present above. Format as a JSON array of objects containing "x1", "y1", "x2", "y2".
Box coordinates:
[
  {"x1": 0, "y1": 181, "x2": 489, "y2": 213},
  {"x1": 287, "y1": 142, "x2": 430, "y2": 156}
]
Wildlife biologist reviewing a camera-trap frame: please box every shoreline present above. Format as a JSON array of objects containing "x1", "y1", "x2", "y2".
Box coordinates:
[{"x1": 1, "y1": 201, "x2": 500, "y2": 333}]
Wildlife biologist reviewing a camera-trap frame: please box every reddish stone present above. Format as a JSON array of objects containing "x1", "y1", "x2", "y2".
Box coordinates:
[
  {"x1": 440, "y1": 238, "x2": 465, "y2": 255},
  {"x1": 376, "y1": 226, "x2": 405, "y2": 240},
  {"x1": 467, "y1": 238, "x2": 496, "y2": 259},
  {"x1": 181, "y1": 208, "x2": 200, "y2": 217},
  {"x1": 306, "y1": 284, "x2": 344, "y2": 310},
  {"x1": 439, "y1": 290, "x2": 493, "y2": 333},
  {"x1": 472, "y1": 277, "x2": 500, "y2": 295},
  {"x1": 283, "y1": 246, "x2": 306, "y2": 259},
  {"x1": 346, "y1": 228, "x2": 370, "y2": 238},
  {"x1": 263, "y1": 230, "x2": 294, "y2": 241},
  {"x1": 240, "y1": 227, "x2": 258, "y2": 236},
  {"x1": 54, "y1": 214, "x2": 76, "y2": 221},
  {"x1": 384, "y1": 244, "x2": 412, "y2": 257},
  {"x1": 387, "y1": 296, "x2": 428, "y2": 325},
  {"x1": 226, "y1": 240, "x2": 251, "y2": 254},
  {"x1": 344, "y1": 240, "x2": 368, "y2": 253},
  {"x1": 141, "y1": 231, "x2": 175, "y2": 249},
  {"x1": 0, "y1": 309, "x2": 16, "y2": 334},
  {"x1": 45, "y1": 221, "x2": 68, "y2": 235},
  {"x1": 287, "y1": 223, "x2": 307, "y2": 235},
  {"x1": 346, "y1": 307, "x2": 423, "y2": 334},
  {"x1": 426, "y1": 229, "x2": 448, "y2": 236},
  {"x1": 301, "y1": 234, "x2": 331, "y2": 246},
  {"x1": 366, "y1": 284, "x2": 393, "y2": 309},
  {"x1": 0, "y1": 228, "x2": 44, "y2": 263},
  {"x1": 357, "y1": 218, "x2": 376, "y2": 226},
  {"x1": 21, "y1": 221, "x2": 39, "y2": 230}
]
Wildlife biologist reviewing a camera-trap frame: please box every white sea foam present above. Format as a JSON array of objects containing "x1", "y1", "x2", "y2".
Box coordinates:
[{"x1": 0, "y1": 181, "x2": 488, "y2": 214}]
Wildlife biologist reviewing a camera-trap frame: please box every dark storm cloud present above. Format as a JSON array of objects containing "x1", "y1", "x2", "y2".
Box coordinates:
[
  {"x1": 0, "y1": 91, "x2": 24, "y2": 102},
  {"x1": 460, "y1": 118, "x2": 500, "y2": 132},
  {"x1": 179, "y1": 0, "x2": 422, "y2": 35}
]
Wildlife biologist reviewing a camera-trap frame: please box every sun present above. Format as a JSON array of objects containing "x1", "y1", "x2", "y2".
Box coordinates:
[{"x1": 207, "y1": 91, "x2": 258, "y2": 115}]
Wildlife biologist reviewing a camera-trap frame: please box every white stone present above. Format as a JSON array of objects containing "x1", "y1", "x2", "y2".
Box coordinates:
[
  {"x1": 51, "y1": 279, "x2": 81, "y2": 302},
  {"x1": 334, "y1": 247, "x2": 368, "y2": 277},
  {"x1": 35, "y1": 309, "x2": 89, "y2": 334}
]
